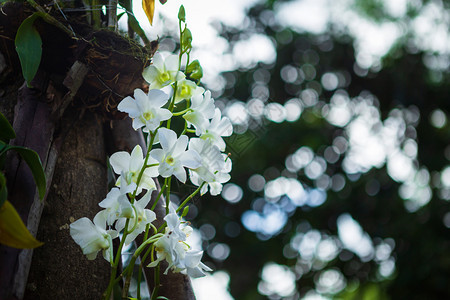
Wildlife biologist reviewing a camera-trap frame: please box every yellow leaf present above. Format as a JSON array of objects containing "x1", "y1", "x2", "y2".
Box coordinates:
[
  {"x1": 142, "y1": 0, "x2": 156, "y2": 25},
  {"x1": 0, "y1": 200, "x2": 43, "y2": 249}
]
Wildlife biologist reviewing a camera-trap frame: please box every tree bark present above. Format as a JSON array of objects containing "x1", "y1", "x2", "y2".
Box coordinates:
[{"x1": 24, "y1": 110, "x2": 111, "y2": 300}]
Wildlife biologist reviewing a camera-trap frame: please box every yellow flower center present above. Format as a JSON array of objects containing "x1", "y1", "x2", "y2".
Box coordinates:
[
  {"x1": 165, "y1": 156, "x2": 175, "y2": 165},
  {"x1": 159, "y1": 71, "x2": 171, "y2": 83},
  {"x1": 180, "y1": 85, "x2": 191, "y2": 98},
  {"x1": 143, "y1": 111, "x2": 154, "y2": 121}
]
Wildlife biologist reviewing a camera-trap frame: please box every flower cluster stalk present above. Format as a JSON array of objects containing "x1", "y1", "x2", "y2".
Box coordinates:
[{"x1": 70, "y1": 5, "x2": 233, "y2": 299}]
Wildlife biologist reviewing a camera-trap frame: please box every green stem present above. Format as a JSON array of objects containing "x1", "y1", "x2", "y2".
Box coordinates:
[
  {"x1": 166, "y1": 19, "x2": 185, "y2": 128},
  {"x1": 121, "y1": 235, "x2": 163, "y2": 298},
  {"x1": 172, "y1": 108, "x2": 191, "y2": 116},
  {"x1": 166, "y1": 81, "x2": 178, "y2": 129},
  {"x1": 150, "y1": 264, "x2": 161, "y2": 300},
  {"x1": 0, "y1": 144, "x2": 8, "y2": 156},
  {"x1": 125, "y1": 205, "x2": 139, "y2": 234},
  {"x1": 130, "y1": 132, "x2": 156, "y2": 203},
  {"x1": 180, "y1": 121, "x2": 188, "y2": 135},
  {"x1": 176, "y1": 182, "x2": 205, "y2": 213},
  {"x1": 137, "y1": 243, "x2": 154, "y2": 299},
  {"x1": 103, "y1": 218, "x2": 131, "y2": 300},
  {"x1": 165, "y1": 176, "x2": 172, "y2": 215},
  {"x1": 27, "y1": 0, "x2": 76, "y2": 37},
  {"x1": 151, "y1": 178, "x2": 167, "y2": 210},
  {"x1": 137, "y1": 224, "x2": 151, "y2": 300},
  {"x1": 186, "y1": 52, "x2": 191, "y2": 70}
]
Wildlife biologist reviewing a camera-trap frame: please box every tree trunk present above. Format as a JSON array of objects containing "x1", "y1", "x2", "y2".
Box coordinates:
[
  {"x1": 0, "y1": 2, "x2": 196, "y2": 299},
  {"x1": 24, "y1": 110, "x2": 110, "y2": 300}
]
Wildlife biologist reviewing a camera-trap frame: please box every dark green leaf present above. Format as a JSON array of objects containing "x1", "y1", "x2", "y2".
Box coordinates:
[
  {"x1": 118, "y1": 0, "x2": 151, "y2": 45},
  {"x1": 0, "y1": 112, "x2": 15, "y2": 141},
  {"x1": 15, "y1": 13, "x2": 42, "y2": 87},
  {"x1": 5, "y1": 145, "x2": 46, "y2": 200},
  {"x1": 119, "y1": 0, "x2": 132, "y2": 10},
  {"x1": 0, "y1": 172, "x2": 7, "y2": 208},
  {"x1": 0, "y1": 140, "x2": 7, "y2": 169},
  {"x1": 117, "y1": 12, "x2": 126, "y2": 20},
  {"x1": 127, "y1": 13, "x2": 151, "y2": 45}
]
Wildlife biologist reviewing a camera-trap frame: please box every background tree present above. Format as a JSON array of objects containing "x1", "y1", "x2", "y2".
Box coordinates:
[{"x1": 185, "y1": 0, "x2": 450, "y2": 299}]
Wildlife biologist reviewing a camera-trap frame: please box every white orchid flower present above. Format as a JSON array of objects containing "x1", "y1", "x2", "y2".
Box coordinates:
[
  {"x1": 70, "y1": 211, "x2": 117, "y2": 262},
  {"x1": 118, "y1": 89, "x2": 172, "y2": 132},
  {"x1": 174, "y1": 79, "x2": 204, "y2": 103},
  {"x1": 110, "y1": 145, "x2": 158, "y2": 195},
  {"x1": 180, "y1": 250, "x2": 212, "y2": 278},
  {"x1": 188, "y1": 138, "x2": 224, "y2": 183},
  {"x1": 98, "y1": 187, "x2": 133, "y2": 226},
  {"x1": 201, "y1": 108, "x2": 233, "y2": 151},
  {"x1": 115, "y1": 191, "x2": 156, "y2": 245},
  {"x1": 149, "y1": 128, "x2": 201, "y2": 183},
  {"x1": 148, "y1": 212, "x2": 210, "y2": 278},
  {"x1": 142, "y1": 52, "x2": 184, "y2": 89},
  {"x1": 164, "y1": 211, "x2": 189, "y2": 241},
  {"x1": 190, "y1": 154, "x2": 232, "y2": 196},
  {"x1": 183, "y1": 90, "x2": 216, "y2": 135}
]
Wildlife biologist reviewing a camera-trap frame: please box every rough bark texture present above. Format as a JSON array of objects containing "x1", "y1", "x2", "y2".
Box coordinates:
[
  {"x1": 24, "y1": 110, "x2": 110, "y2": 300},
  {"x1": 0, "y1": 68, "x2": 59, "y2": 300},
  {"x1": 0, "y1": 2, "x2": 194, "y2": 299}
]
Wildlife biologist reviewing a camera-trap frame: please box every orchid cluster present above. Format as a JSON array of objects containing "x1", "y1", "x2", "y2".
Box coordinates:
[{"x1": 69, "y1": 6, "x2": 233, "y2": 299}]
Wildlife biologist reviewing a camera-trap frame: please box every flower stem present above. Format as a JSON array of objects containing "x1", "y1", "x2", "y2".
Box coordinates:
[
  {"x1": 165, "y1": 177, "x2": 172, "y2": 215},
  {"x1": 125, "y1": 205, "x2": 139, "y2": 234},
  {"x1": 172, "y1": 108, "x2": 191, "y2": 116},
  {"x1": 176, "y1": 182, "x2": 205, "y2": 213},
  {"x1": 121, "y1": 234, "x2": 163, "y2": 298},
  {"x1": 103, "y1": 218, "x2": 131, "y2": 300},
  {"x1": 27, "y1": 0, "x2": 76, "y2": 37},
  {"x1": 150, "y1": 264, "x2": 161, "y2": 300},
  {"x1": 130, "y1": 131, "x2": 156, "y2": 203},
  {"x1": 151, "y1": 178, "x2": 167, "y2": 210}
]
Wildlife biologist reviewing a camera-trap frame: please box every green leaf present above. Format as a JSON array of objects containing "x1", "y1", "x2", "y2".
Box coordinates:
[
  {"x1": 0, "y1": 172, "x2": 7, "y2": 208},
  {"x1": 13, "y1": 146, "x2": 46, "y2": 200},
  {"x1": 178, "y1": 5, "x2": 186, "y2": 22},
  {"x1": 127, "y1": 13, "x2": 151, "y2": 45},
  {"x1": 119, "y1": 0, "x2": 151, "y2": 45},
  {"x1": 0, "y1": 112, "x2": 15, "y2": 142},
  {"x1": 117, "y1": 12, "x2": 126, "y2": 20},
  {"x1": 0, "y1": 142, "x2": 46, "y2": 200},
  {"x1": 0, "y1": 200, "x2": 44, "y2": 249},
  {"x1": 156, "y1": 296, "x2": 169, "y2": 300},
  {"x1": 15, "y1": 13, "x2": 42, "y2": 87}
]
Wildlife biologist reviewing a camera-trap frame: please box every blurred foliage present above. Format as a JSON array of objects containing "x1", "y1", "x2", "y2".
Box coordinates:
[{"x1": 189, "y1": 0, "x2": 450, "y2": 299}]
